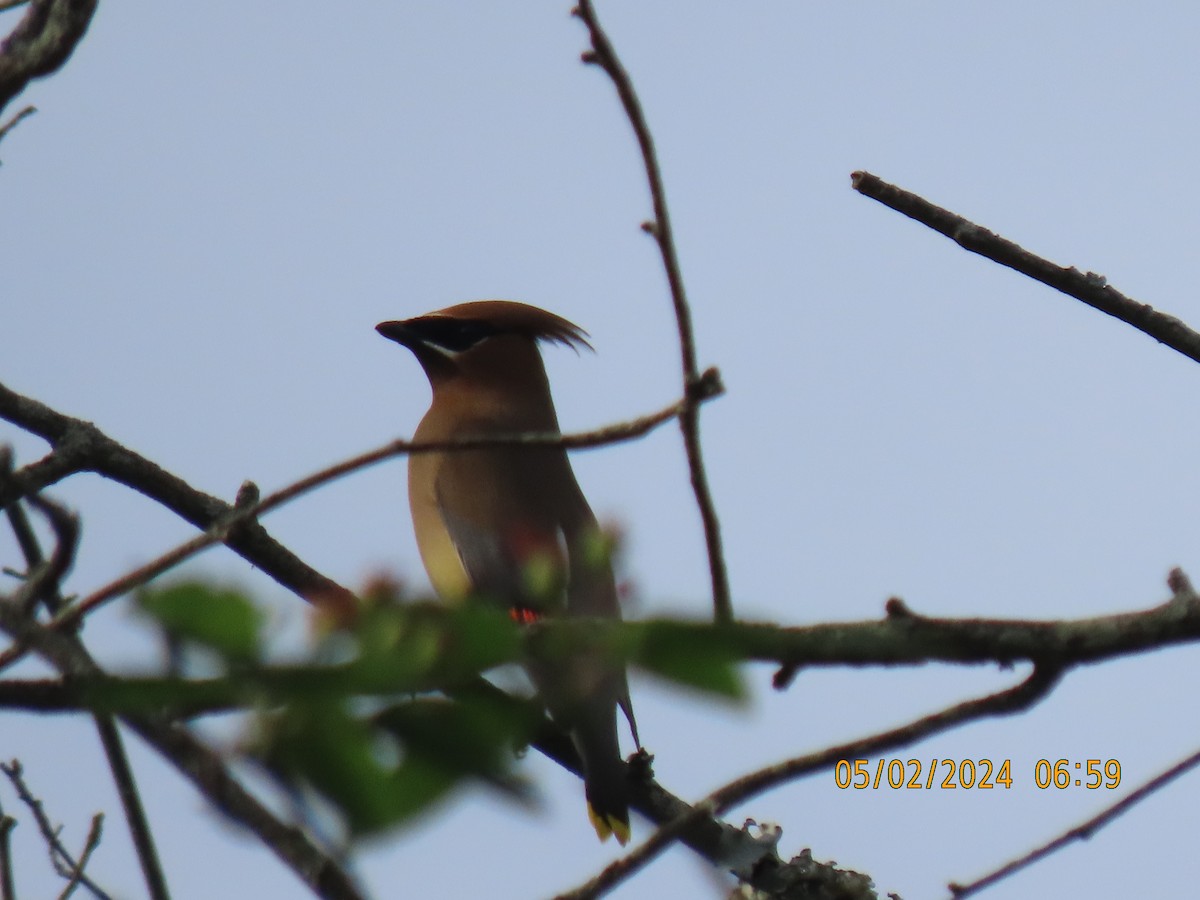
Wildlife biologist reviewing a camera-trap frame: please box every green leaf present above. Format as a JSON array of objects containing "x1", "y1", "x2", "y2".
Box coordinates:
[
  {"x1": 254, "y1": 694, "x2": 530, "y2": 836},
  {"x1": 136, "y1": 581, "x2": 263, "y2": 664},
  {"x1": 374, "y1": 693, "x2": 538, "y2": 787},
  {"x1": 256, "y1": 701, "x2": 406, "y2": 834},
  {"x1": 347, "y1": 602, "x2": 524, "y2": 687},
  {"x1": 630, "y1": 621, "x2": 745, "y2": 700},
  {"x1": 437, "y1": 604, "x2": 525, "y2": 674}
]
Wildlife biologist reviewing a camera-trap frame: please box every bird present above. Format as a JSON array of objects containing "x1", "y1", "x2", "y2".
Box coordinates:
[{"x1": 376, "y1": 300, "x2": 640, "y2": 845}]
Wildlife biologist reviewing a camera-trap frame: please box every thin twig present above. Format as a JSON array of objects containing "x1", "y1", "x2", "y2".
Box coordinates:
[
  {"x1": 0, "y1": 103, "x2": 33, "y2": 146},
  {"x1": 2, "y1": 451, "x2": 40, "y2": 562},
  {"x1": 0, "y1": 811, "x2": 15, "y2": 900},
  {"x1": 0, "y1": 761, "x2": 113, "y2": 900},
  {"x1": 10, "y1": 495, "x2": 77, "y2": 616},
  {"x1": 574, "y1": 0, "x2": 733, "y2": 624},
  {"x1": 554, "y1": 665, "x2": 1061, "y2": 899},
  {"x1": 2, "y1": 445, "x2": 75, "y2": 616},
  {"x1": 91, "y1": 718, "x2": 170, "y2": 900},
  {"x1": 850, "y1": 170, "x2": 1200, "y2": 366},
  {"x1": 0, "y1": 0, "x2": 32, "y2": 12},
  {"x1": 949, "y1": 746, "x2": 1200, "y2": 898},
  {"x1": 57, "y1": 813, "x2": 102, "y2": 900}
]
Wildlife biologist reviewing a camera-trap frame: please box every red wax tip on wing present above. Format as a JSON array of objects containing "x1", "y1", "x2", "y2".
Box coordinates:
[{"x1": 509, "y1": 607, "x2": 542, "y2": 625}]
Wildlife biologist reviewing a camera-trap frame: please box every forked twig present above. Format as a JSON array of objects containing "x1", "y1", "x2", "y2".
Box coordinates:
[{"x1": 0, "y1": 761, "x2": 112, "y2": 900}]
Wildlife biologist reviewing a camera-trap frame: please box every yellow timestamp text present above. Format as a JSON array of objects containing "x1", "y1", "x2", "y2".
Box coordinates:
[
  {"x1": 834, "y1": 758, "x2": 1123, "y2": 790},
  {"x1": 835, "y1": 758, "x2": 1013, "y2": 790},
  {"x1": 1032, "y1": 758, "x2": 1121, "y2": 790}
]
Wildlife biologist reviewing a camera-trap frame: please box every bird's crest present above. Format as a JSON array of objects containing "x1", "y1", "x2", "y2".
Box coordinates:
[{"x1": 429, "y1": 300, "x2": 593, "y2": 352}]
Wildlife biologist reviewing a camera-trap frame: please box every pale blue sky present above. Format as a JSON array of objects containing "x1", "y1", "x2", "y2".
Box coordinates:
[{"x1": 4, "y1": 3, "x2": 1200, "y2": 898}]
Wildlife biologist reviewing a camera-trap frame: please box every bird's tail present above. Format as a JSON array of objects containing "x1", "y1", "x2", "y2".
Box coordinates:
[{"x1": 575, "y1": 710, "x2": 630, "y2": 845}]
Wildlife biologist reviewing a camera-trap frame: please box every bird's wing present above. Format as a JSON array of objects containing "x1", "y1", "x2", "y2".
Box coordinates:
[
  {"x1": 432, "y1": 445, "x2": 569, "y2": 612},
  {"x1": 434, "y1": 443, "x2": 640, "y2": 746}
]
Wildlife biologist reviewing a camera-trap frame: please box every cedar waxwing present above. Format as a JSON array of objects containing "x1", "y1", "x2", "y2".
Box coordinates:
[{"x1": 376, "y1": 300, "x2": 640, "y2": 844}]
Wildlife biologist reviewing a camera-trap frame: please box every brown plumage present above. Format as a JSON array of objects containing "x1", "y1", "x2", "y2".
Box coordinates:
[{"x1": 376, "y1": 300, "x2": 639, "y2": 844}]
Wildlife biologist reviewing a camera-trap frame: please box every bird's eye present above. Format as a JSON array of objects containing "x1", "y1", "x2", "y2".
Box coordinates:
[{"x1": 421, "y1": 318, "x2": 498, "y2": 352}]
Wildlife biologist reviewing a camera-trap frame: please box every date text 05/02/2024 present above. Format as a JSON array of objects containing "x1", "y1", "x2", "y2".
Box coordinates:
[{"x1": 834, "y1": 758, "x2": 1122, "y2": 791}]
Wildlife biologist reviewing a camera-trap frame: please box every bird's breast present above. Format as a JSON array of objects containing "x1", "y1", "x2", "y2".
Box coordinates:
[{"x1": 408, "y1": 450, "x2": 474, "y2": 601}]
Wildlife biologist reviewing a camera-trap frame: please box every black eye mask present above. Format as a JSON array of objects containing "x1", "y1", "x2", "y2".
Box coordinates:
[{"x1": 416, "y1": 318, "x2": 500, "y2": 352}]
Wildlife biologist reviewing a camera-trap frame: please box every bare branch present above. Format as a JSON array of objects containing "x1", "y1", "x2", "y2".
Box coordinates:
[
  {"x1": 949, "y1": 747, "x2": 1200, "y2": 898},
  {"x1": 0, "y1": 0, "x2": 97, "y2": 116},
  {"x1": 0, "y1": 761, "x2": 113, "y2": 900},
  {"x1": 0, "y1": 380, "x2": 358, "y2": 616},
  {"x1": 6, "y1": 572, "x2": 1200, "y2": 715},
  {"x1": 850, "y1": 170, "x2": 1200, "y2": 366},
  {"x1": 574, "y1": 0, "x2": 732, "y2": 624},
  {"x1": 0, "y1": 677, "x2": 93, "y2": 710},
  {"x1": 744, "y1": 578, "x2": 1200, "y2": 671}
]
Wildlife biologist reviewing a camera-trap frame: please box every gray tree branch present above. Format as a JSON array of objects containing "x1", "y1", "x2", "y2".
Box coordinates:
[
  {"x1": 0, "y1": 0, "x2": 97, "y2": 116},
  {"x1": 851, "y1": 170, "x2": 1200, "y2": 366}
]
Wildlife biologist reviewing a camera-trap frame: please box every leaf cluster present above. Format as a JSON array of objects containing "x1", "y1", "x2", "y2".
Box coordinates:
[{"x1": 130, "y1": 580, "x2": 744, "y2": 836}]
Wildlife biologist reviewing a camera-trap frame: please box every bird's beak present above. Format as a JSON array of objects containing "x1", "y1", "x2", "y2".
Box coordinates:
[
  {"x1": 375, "y1": 320, "x2": 420, "y2": 348},
  {"x1": 377, "y1": 318, "x2": 453, "y2": 378}
]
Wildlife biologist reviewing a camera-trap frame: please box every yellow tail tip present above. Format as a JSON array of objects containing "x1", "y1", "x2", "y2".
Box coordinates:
[{"x1": 587, "y1": 804, "x2": 630, "y2": 846}]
